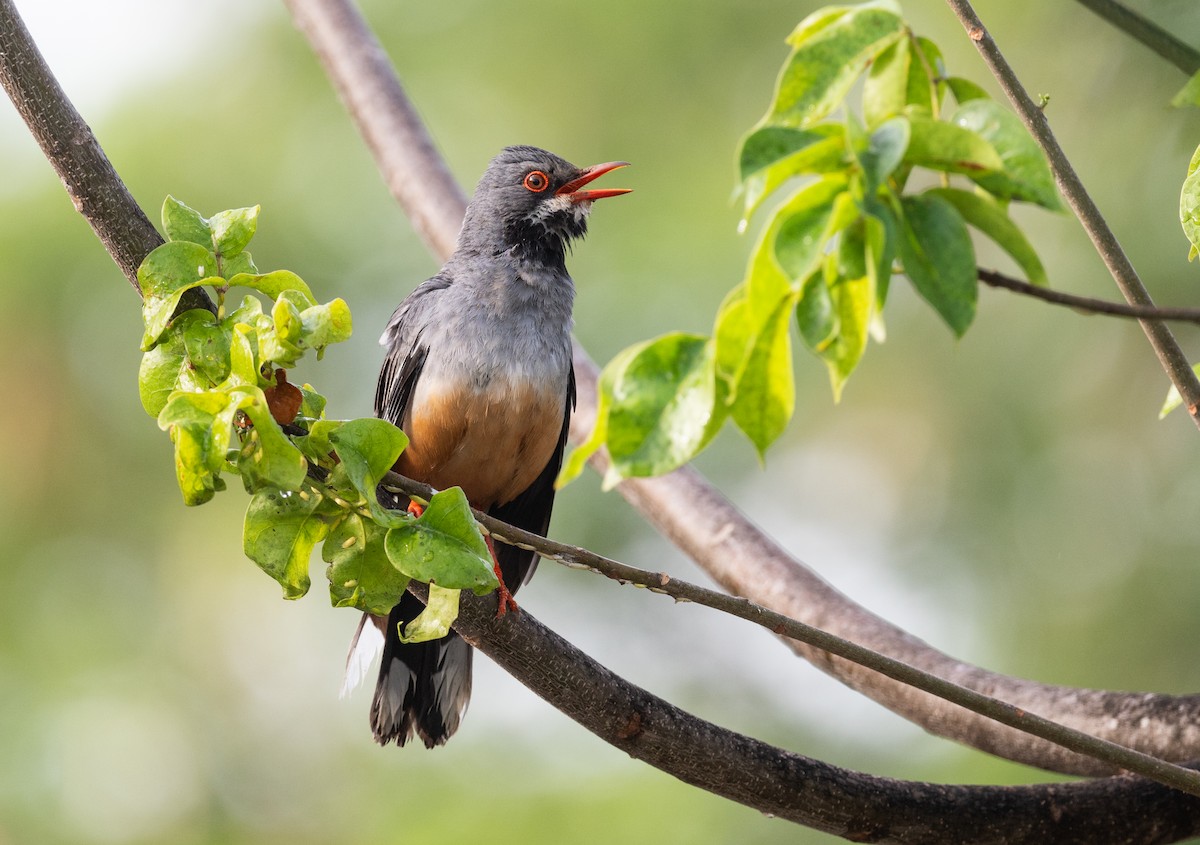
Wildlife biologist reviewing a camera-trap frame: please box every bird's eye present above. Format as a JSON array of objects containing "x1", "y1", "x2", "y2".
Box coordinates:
[{"x1": 523, "y1": 170, "x2": 550, "y2": 192}]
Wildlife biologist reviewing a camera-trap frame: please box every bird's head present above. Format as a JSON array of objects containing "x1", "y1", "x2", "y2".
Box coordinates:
[{"x1": 459, "y1": 145, "x2": 630, "y2": 264}]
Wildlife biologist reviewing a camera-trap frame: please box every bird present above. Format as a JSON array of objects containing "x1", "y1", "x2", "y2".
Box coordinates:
[{"x1": 344, "y1": 145, "x2": 630, "y2": 748}]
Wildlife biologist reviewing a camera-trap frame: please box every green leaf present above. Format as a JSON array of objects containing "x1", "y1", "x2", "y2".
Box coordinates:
[
  {"x1": 398, "y1": 584, "x2": 461, "y2": 644},
  {"x1": 772, "y1": 4, "x2": 905, "y2": 127},
  {"x1": 927, "y1": 187, "x2": 1048, "y2": 286},
  {"x1": 946, "y1": 76, "x2": 989, "y2": 105},
  {"x1": 604, "y1": 333, "x2": 721, "y2": 481},
  {"x1": 895, "y1": 193, "x2": 977, "y2": 336},
  {"x1": 299, "y1": 297, "x2": 354, "y2": 355},
  {"x1": 383, "y1": 487, "x2": 498, "y2": 594},
  {"x1": 908, "y1": 37, "x2": 944, "y2": 114},
  {"x1": 768, "y1": 175, "x2": 849, "y2": 281},
  {"x1": 1181, "y1": 143, "x2": 1200, "y2": 260},
  {"x1": 557, "y1": 344, "x2": 642, "y2": 489},
  {"x1": 179, "y1": 310, "x2": 232, "y2": 384},
  {"x1": 228, "y1": 270, "x2": 317, "y2": 306},
  {"x1": 863, "y1": 35, "x2": 911, "y2": 126},
  {"x1": 227, "y1": 387, "x2": 309, "y2": 493},
  {"x1": 905, "y1": 115, "x2": 1005, "y2": 175},
  {"x1": 138, "y1": 241, "x2": 221, "y2": 349},
  {"x1": 797, "y1": 272, "x2": 838, "y2": 351},
  {"x1": 737, "y1": 124, "x2": 846, "y2": 221},
  {"x1": 209, "y1": 206, "x2": 259, "y2": 258},
  {"x1": 822, "y1": 271, "x2": 873, "y2": 400},
  {"x1": 157, "y1": 389, "x2": 234, "y2": 505},
  {"x1": 328, "y1": 417, "x2": 409, "y2": 519},
  {"x1": 858, "y1": 116, "x2": 911, "y2": 190},
  {"x1": 730, "y1": 290, "x2": 797, "y2": 456},
  {"x1": 325, "y1": 513, "x2": 410, "y2": 615},
  {"x1": 951, "y1": 100, "x2": 1063, "y2": 210},
  {"x1": 1172, "y1": 70, "x2": 1200, "y2": 109},
  {"x1": 162, "y1": 196, "x2": 211, "y2": 247},
  {"x1": 243, "y1": 487, "x2": 334, "y2": 599},
  {"x1": 138, "y1": 334, "x2": 186, "y2": 417},
  {"x1": 1161, "y1": 366, "x2": 1200, "y2": 418}
]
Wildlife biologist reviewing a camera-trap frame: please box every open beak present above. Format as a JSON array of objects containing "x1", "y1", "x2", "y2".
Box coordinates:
[{"x1": 556, "y1": 161, "x2": 632, "y2": 203}]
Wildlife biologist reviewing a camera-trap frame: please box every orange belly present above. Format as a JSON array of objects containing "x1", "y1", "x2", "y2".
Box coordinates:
[{"x1": 394, "y1": 376, "x2": 565, "y2": 510}]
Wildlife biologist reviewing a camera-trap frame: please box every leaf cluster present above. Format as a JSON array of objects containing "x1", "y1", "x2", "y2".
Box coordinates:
[
  {"x1": 138, "y1": 198, "x2": 496, "y2": 639},
  {"x1": 564, "y1": 0, "x2": 1061, "y2": 487}
]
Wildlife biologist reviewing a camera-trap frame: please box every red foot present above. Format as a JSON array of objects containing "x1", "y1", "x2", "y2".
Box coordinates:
[
  {"x1": 407, "y1": 500, "x2": 425, "y2": 518},
  {"x1": 485, "y1": 534, "x2": 519, "y2": 617}
]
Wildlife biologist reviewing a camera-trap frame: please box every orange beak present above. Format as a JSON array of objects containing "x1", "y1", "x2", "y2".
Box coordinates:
[{"x1": 556, "y1": 161, "x2": 632, "y2": 203}]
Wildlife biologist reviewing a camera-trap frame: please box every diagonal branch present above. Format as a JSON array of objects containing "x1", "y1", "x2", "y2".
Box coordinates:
[
  {"x1": 1071, "y1": 0, "x2": 1200, "y2": 75},
  {"x1": 431, "y1": 579, "x2": 1200, "y2": 844},
  {"x1": 382, "y1": 468, "x2": 1200, "y2": 797},
  {"x1": 285, "y1": 0, "x2": 1200, "y2": 779},
  {"x1": 945, "y1": 0, "x2": 1200, "y2": 427}
]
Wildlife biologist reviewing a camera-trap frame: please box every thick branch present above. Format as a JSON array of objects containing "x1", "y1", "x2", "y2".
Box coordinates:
[
  {"x1": 945, "y1": 0, "x2": 1200, "y2": 427},
  {"x1": 437, "y1": 580, "x2": 1200, "y2": 844},
  {"x1": 289, "y1": 0, "x2": 1200, "y2": 778},
  {"x1": 981, "y1": 268, "x2": 1200, "y2": 324},
  {"x1": 0, "y1": 0, "x2": 157, "y2": 290},
  {"x1": 1071, "y1": 0, "x2": 1200, "y2": 75},
  {"x1": 384, "y1": 468, "x2": 1200, "y2": 798}
]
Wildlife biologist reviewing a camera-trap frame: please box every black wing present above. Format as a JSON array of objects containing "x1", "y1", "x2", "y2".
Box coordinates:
[
  {"x1": 488, "y1": 366, "x2": 576, "y2": 590},
  {"x1": 374, "y1": 274, "x2": 452, "y2": 426}
]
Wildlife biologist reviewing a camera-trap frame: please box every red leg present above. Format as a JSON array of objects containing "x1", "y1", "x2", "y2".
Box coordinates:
[
  {"x1": 485, "y1": 533, "x2": 519, "y2": 617},
  {"x1": 407, "y1": 500, "x2": 425, "y2": 518}
]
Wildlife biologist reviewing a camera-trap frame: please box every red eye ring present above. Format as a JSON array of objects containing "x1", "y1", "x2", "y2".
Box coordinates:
[{"x1": 523, "y1": 170, "x2": 550, "y2": 192}]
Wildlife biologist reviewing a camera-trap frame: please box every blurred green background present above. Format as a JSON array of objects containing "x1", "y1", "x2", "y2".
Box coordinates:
[{"x1": 3, "y1": 0, "x2": 1200, "y2": 842}]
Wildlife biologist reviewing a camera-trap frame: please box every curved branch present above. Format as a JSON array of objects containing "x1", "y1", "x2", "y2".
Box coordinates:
[
  {"x1": 946, "y1": 0, "x2": 1200, "y2": 427},
  {"x1": 1071, "y1": 0, "x2": 1200, "y2": 76},
  {"x1": 438, "y1": 580, "x2": 1200, "y2": 844},
  {"x1": 981, "y1": 268, "x2": 1200, "y2": 324},
  {"x1": 286, "y1": 0, "x2": 1200, "y2": 778},
  {"x1": 383, "y1": 468, "x2": 1200, "y2": 797}
]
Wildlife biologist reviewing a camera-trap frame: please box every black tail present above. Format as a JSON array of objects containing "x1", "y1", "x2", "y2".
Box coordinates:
[{"x1": 369, "y1": 590, "x2": 473, "y2": 748}]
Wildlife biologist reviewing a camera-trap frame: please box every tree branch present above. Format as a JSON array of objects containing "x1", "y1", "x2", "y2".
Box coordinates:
[
  {"x1": 383, "y1": 469, "x2": 1200, "y2": 798},
  {"x1": 0, "y1": 0, "x2": 210, "y2": 311},
  {"x1": 945, "y1": 0, "x2": 1200, "y2": 427},
  {"x1": 436, "y1": 581, "x2": 1200, "y2": 844},
  {"x1": 980, "y1": 268, "x2": 1200, "y2": 324},
  {"x1": 1071, "y1": 0, "x2": 1200, "y2": 75},
  {"x1": 284, "y1": 0, "x2": 1200, "y2": 780}
]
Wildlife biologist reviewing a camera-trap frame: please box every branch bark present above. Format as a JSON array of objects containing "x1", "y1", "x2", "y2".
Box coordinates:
[
  {"x1": 284, "y1": 0, "x2": 1200, "y2": 779},
  {"x1": 945, "y1": 0, "x2": 1200, "y2": 428},
  {"x1": 433, "y1": 580, "x2": 1200, "y2": 844},
  {"x1": 980, "y1": 267, "x2": 1200, "y2": 325},
  {"x1": 1071, "y1": 0, "x2": 1200, "y2": 75},
  {"x1": 0, "y1": 0, "x2": 209, "y2": 312}
]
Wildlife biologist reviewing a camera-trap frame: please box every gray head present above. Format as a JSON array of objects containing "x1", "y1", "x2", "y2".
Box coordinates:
[{"x1": 456, "y1": 145, "x2": 630, "y2": 267}]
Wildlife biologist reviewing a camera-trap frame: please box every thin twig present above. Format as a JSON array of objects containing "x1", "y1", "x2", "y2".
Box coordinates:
[
  {"x1": 1071, "y1": 0, "x2": 1200, "y2": 75},
  {"x1": 946, "y1": 0, "x2": 1200, "y2": 427},
  {"x1": 981, "y1": 268, "x2": 1200, "y2": 324},
  {"x1": 382, "y1": 469, "x2": 1200, "y2": 799}
]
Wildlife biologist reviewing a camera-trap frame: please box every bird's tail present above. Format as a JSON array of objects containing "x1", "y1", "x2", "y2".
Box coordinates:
[{"x1": 346, "y1": 590, "x2": 473, "y2": 748}]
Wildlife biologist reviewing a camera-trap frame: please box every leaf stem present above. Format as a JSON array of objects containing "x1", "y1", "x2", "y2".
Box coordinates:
[{"x1": 945, "y1": 0, "x2": 1200, "y2": 427}]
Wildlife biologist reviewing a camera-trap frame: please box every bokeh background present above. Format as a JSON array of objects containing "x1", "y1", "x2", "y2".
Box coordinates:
[{"x1": 3, "y1": 0, "x2": 1200, "y2": 842}]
